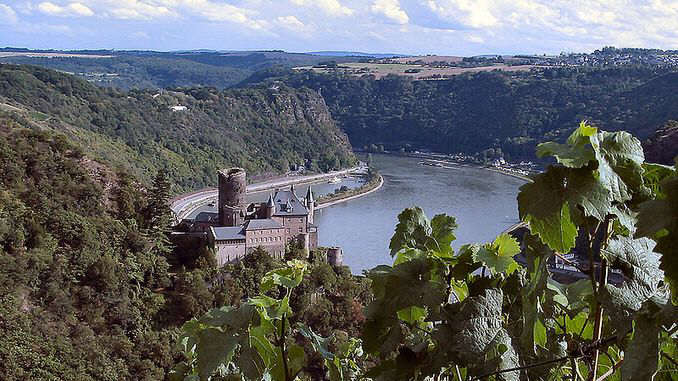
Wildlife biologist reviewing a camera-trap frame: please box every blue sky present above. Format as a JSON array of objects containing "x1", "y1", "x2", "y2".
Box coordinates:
[{"x1": 1, "y1": 1, "x2": 677, "y2": 55}]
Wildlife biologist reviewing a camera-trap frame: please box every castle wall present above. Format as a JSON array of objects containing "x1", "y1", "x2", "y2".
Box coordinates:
[
  {"x1": 274, "y1": 216, "x2": 308, "y2": 241},
  {"x1": 214, "y1": 240, "x2": 246, "y2": 265},
  {"x1": 246, "y1": 228, "x2": 286, "y2": 259}
]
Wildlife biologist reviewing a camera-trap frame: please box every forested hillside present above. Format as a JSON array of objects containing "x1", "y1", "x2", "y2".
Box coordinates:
[
  {"x1": 273, "y1": 67, "x2": 678, "y2": 160},
  {"x1": 0, "y1": 64, "x2": 355, "y2": 192}
]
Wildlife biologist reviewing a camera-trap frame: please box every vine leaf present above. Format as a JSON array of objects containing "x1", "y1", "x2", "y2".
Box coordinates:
[
  {"x1": 196, "y1": 328, "x2": 239, "y2": 380},
  {"x1": 435, "y1": 289, "x2": 519, "y2": 380},
  {"x1": 473, "y1": 233, "x2": 520, "y2": 275},
  {"x1": 536, "y1": 121, "x2": 597, "y2": 168},
  {"x1": 619, "y1": 301, "x2": 670, "y2": 381},
  {"x1": 636, "y1": 174, "x2": 678, "y2": 299},
  {"x1": 520, "y1": 123, "x2": 646, "y2": 252},
  {"x1": 389, "y1": 207, "x2": 432, "y2": 256},
  {"x1": 363, "y1": 258, "x2": 445, "y2": 355},
  {"x1": 600, "y1": 236, "x2": 668, "y2": 313}
]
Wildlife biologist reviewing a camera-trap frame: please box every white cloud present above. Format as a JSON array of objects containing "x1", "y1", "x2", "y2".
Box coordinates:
[
  {"x1": 276, "y1": 15, "x2": 312, "y2": 32},
  {"x1": 0, "y1": 3, "x2": 18, "y2": 24},
  {"x1": 424, "y1": 0, "x2": 498, "y2": 28},
  {"x1": 37, "y1": 2, "x2": 94, "y2": 17},
  {"x1": 371, "y1": 0, "x2": 409, "y2": 24},
  {"x1": 290, "y1": 0, "x2": 353, "y2": 17}
]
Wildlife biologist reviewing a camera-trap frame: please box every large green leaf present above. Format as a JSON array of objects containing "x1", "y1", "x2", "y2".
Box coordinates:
[
  {"x1": 389, "y1": 207, "x2": 433, "y2": 256},
  {"x1": 620, "y1": 301, "x2": 664, "y2": 381},
  {"x1": 430, "y1": 213, "x2": 458, "y2": 257},
  {"x1": 518, "y1": 168, "x2": 579, "y2": 253},
  {"x1": 363, "y1": 258, "x2": 445, "y2": 355},
  {"x1": 197, "y1": 328, "x2": 240, "y2": 380},
  {"x1": 521, "y1": 124, "x2": 647, "y2": 252},
  {"x1": 434, "y1": 289, "x2": 519, "y2": 379},
  {"x1": 536, "y1": 121, "x2": 597, "y2": 168},
  {"x1": 474, "y1": 233, "x2": 521, "y2": 275},
  {"x1": 260, "y1": 260, "x2": 307, "y2": 292},
  {"x1": 601, "y1": 236, "x2": 668, "y2": 313},
  {"x1": 636, "y1": 175, "x2": 678, "y2": 299}
]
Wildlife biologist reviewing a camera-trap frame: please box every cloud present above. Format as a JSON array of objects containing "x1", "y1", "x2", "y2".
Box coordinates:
[
  {"x1": 371, "y1": 0, "x2": 409, "y2": 24},
  {"x1": 276, "y1": 15, "x2": 313, "y2": 32},
  {"x1": 424, "y1": 0, "x2": 498, "y2": 28},
  {"x1": 0, "y1": 3, "x2": 18, "y2": 24},
  {"x1": 290, "y1": 0, "x2": 353, "y2": 17},
  {"x1": 37, "y1": 2, "x2": 94, "y2": 17}
]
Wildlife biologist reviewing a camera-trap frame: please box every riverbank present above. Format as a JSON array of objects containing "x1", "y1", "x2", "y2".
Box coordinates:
[
  {"x1": 171, "y1": 166, "x2": 364, "y2": 221},
  {"x1": 372, "y1": 151, "x2": 535, "y2": 183},
  {"x1": 317, "y1": 173, "x2": 384, "y2": 209}
]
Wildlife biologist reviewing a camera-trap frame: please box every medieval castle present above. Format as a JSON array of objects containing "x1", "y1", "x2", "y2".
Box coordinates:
[{"x1": 190, "y1": 168, "x2": 319, "y2": 265}]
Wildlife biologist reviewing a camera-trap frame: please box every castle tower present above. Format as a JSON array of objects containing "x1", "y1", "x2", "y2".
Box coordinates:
[
  {"x1": 264, "y1": 193, "x2": 275, "y2": 219},
  {"x1": 305, "y1": 185, "x2": 315, "y2": 225},
  {"x1": 218, "y1": 168, "x2": 246, "y2": 227}
]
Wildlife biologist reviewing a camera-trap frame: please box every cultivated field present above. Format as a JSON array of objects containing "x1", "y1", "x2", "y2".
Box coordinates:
[{"x1": 294, "y1": 62, "x2": 541, "y2": 80}]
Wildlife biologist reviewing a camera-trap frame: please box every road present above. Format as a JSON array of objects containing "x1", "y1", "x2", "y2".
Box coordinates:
[{"x1": 170, "y1": 166, "x2": 364, "y2": 222}]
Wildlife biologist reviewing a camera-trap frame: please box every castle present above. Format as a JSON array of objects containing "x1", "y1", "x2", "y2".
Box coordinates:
[{"x1": 194, "y1": 168, "x2": 318, "y2": 265}]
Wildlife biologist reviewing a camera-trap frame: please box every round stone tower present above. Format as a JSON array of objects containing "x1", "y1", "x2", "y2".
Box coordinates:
[{"x1": 218, "y1": 168, "x2": 246, "y2": 227}]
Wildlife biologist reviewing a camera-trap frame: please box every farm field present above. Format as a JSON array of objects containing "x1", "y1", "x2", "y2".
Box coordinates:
[{"x1": 294, "y1": 61, "x2": 541, "y2": 79}]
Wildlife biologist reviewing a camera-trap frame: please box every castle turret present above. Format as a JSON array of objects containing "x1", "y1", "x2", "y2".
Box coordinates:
[
  {"x1": 305, "y1": 185, "x2": 315, "y2": 224},
  {"x1": 218, "y1": 168, "x2": 246, "y2": 227},
  {"x1": 264, "y1": 193, "x2": 275, "y2": 219}
]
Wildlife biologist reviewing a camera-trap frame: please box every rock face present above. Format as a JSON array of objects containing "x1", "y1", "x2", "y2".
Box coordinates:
[{"x1": 643, "y1": 120, "x2": 678, "y2": 165}]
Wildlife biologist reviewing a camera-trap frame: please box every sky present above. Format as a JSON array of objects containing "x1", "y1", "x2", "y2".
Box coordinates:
[{"x1": 0, "y1": 0, "x2": 677, "y2": 55}]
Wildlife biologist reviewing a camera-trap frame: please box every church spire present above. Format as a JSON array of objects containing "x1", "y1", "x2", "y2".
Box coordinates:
[{"x1": 305, "y1": 185, "x2": 314, "y2": 205}]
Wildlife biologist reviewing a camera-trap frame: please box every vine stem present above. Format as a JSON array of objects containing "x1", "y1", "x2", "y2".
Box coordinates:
[
  {"x1": 589, "y1": 221, "x2": 612, "y2": 381},
  {"x1": 470, "y1": 355, "x2": 570, "y2": 380},
  {"x1": 280, "y1": 313, "x2": 291, "y2": 381},
  {"x1": 594, "y1": 359, "x2": 623, "y2": 381}
]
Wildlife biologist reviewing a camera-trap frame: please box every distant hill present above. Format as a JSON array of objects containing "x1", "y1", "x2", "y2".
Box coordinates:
[
  {"x1": 269, "y1": 66, "x2": 678, "y2": 160},
  {"x1": 0, "y1": 64, "x2": 356, "y2": 192},
  {"x1": 0, "y1": 49, "x2": 362, "y2": 89},
  {"x1": 306, "y1": 51, "x2": 409, "y2": 58}
]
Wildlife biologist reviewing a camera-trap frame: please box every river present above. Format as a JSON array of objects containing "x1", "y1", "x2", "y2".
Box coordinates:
[{"x1": 315, "y1": 154, "x2": 526, "y2": 273}]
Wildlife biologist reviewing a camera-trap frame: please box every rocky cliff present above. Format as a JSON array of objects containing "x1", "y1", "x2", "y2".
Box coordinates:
[{"x1": 643, "y1": 120, "x2": 678, "y2": 165}]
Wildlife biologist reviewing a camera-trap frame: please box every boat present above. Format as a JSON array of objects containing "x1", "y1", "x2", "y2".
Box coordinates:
[{"x1": 328, "y1": 176, "x2": 341, "y2": 184}]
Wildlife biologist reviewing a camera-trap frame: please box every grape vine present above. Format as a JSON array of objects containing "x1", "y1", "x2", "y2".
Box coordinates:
[{"x1": 171, "y1": 122, "x2": 677, "y2": 380}]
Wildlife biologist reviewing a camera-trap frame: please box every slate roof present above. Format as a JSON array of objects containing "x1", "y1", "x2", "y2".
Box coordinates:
[
  {"x1": 195, "y1": 212, "x2": 219, "y2": 223},
  {"x1": 211, "y1": 226, "x2": 246, "y2": 241},
  {"x1": 244, "y1": 219, "x2": 284, "y2": 231},
  {"x1": 272, "y1": 189, "x2": 308, "y2": 216}
]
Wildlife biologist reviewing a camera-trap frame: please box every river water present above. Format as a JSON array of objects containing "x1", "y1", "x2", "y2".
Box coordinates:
[{"x1": 314, "y1": 154, "x2": 526, "y2": 273}]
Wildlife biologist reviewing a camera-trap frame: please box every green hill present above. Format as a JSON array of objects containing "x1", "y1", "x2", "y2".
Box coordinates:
[
  {"x1": 265, "y1": 67, "x2": 678, "y2": 160},
  {"x1": 0, "y1": 64, "x2": 356, "y2": 193}
]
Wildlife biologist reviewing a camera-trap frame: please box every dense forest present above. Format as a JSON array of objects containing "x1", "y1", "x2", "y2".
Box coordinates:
[
  {"x1": 0, "y1": 64, "x2": 355, "y2": 192},
  {"x1": 265, "y1": 67, "x2": 678, "y2": 160},
  {"x1": 0, "y1": 118, "x2": 370, "y2": 379}
]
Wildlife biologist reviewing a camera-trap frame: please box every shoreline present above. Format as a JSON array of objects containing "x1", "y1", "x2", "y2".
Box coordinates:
[
  {"x1": 171, "y1": 166, "x2": 364, "y2": 221},
  {"x1": 368, "y1": 151, "x2": 534, "y2": 183},
  {"x1": 317, "y1": 174, "x2": 384, "y2": 209}
]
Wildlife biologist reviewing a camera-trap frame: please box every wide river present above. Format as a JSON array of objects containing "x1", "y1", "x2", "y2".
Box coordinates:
[{"x1": 315, "y1": 154, "x2": 526, "y2": 273}]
